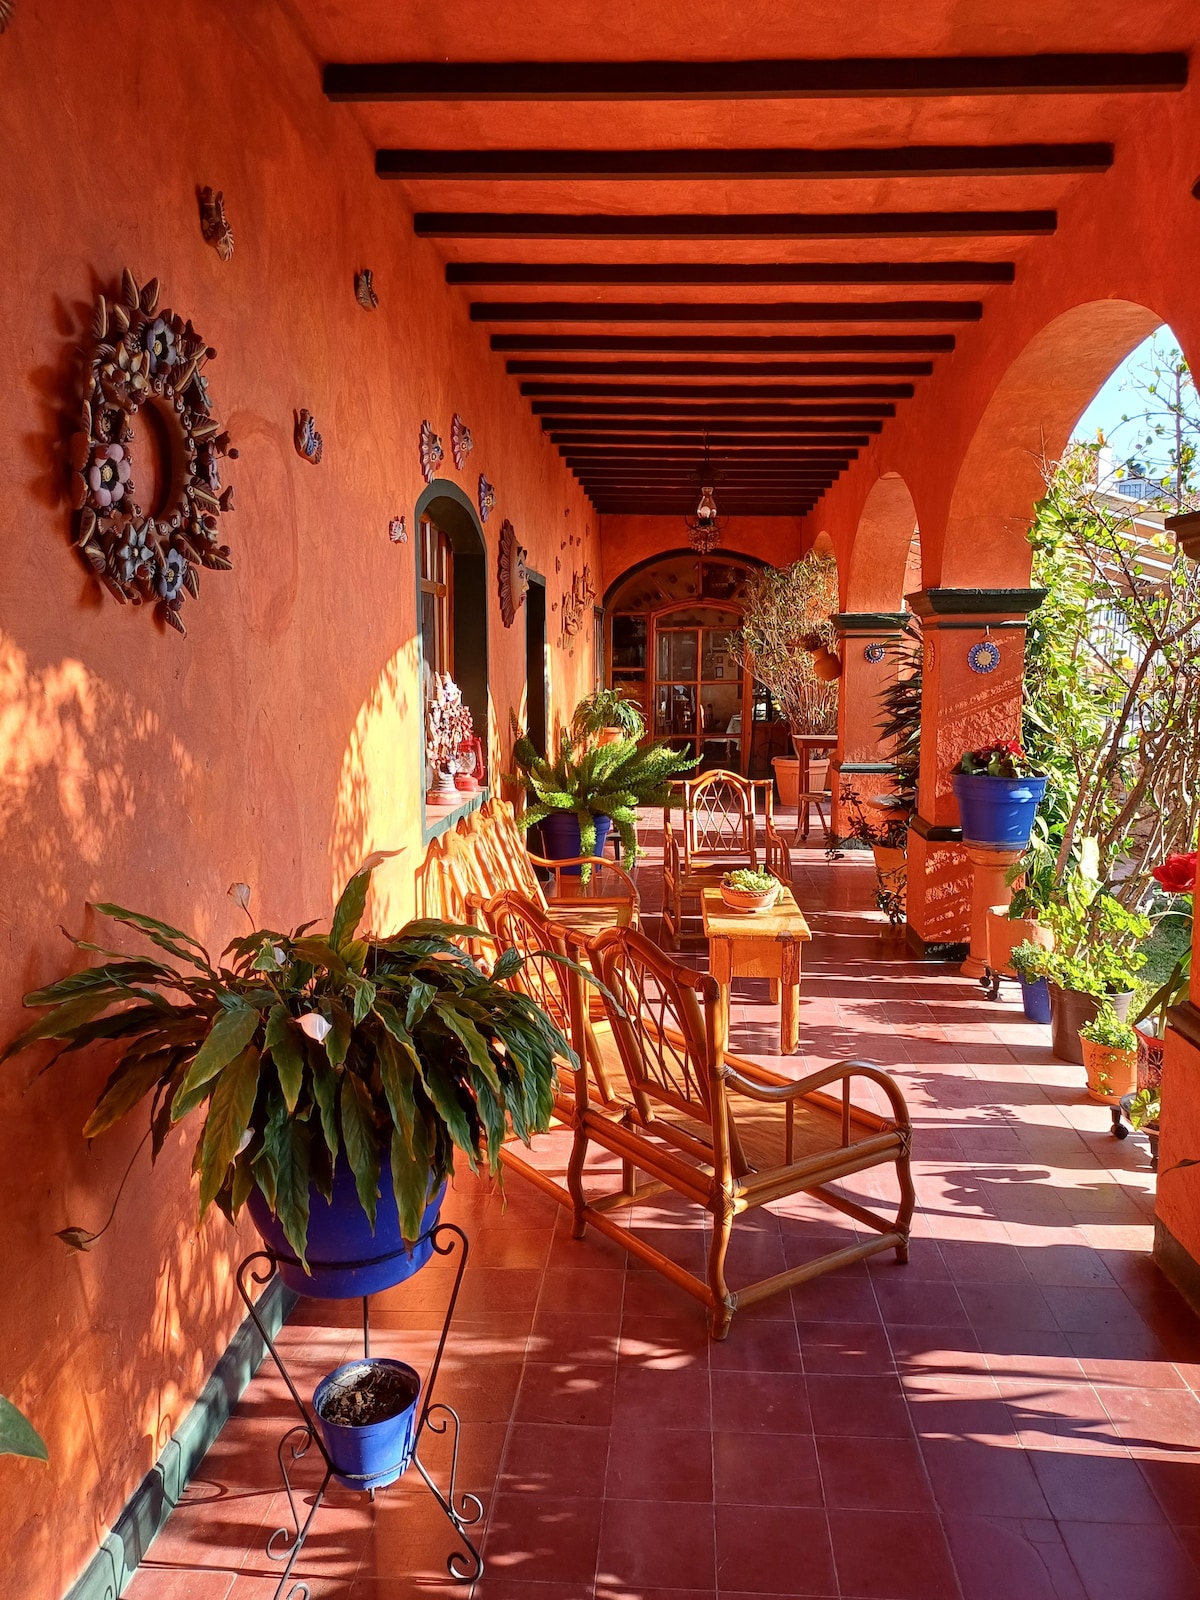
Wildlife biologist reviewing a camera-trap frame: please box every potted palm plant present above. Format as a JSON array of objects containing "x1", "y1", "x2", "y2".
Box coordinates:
[
  {"x1": 951, "y1": 740, "x2": 1048, "y2": 851},
  {"x1": 508, "y1": 726, "x2": 695, "y2": 873},
  {"x1": 1, "y1": 857, "x2": 569, "y2": 1297},
  {"x1": 571, "y1": 687, "x2": 646, "y2": 748}
]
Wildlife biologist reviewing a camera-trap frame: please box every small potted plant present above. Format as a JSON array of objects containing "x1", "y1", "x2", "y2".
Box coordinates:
[
  {"x1": 1126, "y1": 1086, "x2": 1161, "y2": 1168},
  {"x1": 1010, "y1": 940, "x2": 1054, "y2": 1024},
  {"x1": 839, "y1": 787, "x2": 910, "y2": 925},
  {"x1": 1, "y1": 857, "x2": 570, "y2": 1298},
  {"x1": 508, "y1": 725, "x2": 695, "y2": 873},
  {"x1": 1037, "y1": 875, "x2": 1147, "y2": 1064},
  {"x1": 571, "y1": 687, "x2": 646, "y2": 748},
  {"x1": 1078, "y1": 1006, "x2": 1139, "y2": 1104},
  {"x1": 1132, "y1": 850, "x2": 1195, "y2": 1092},
  {"x1": 951, "y1": 740, "x2": 1048, "y2": 851},
  {"x1": 720, "y1": 867, "x2": 781, "y2": 913},
  {"x1": 313, "y1": 1356, "x2": 422, "y2": 1491}
]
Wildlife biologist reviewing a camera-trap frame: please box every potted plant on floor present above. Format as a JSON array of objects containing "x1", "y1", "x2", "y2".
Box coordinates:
[
  {"x1": 508, "y1": 725, "x2": 695, "y2": 873},
  {"x1": 1010, "y1": 940, "x2": 1054, "y2": 1024},
  {"x1": 1038, "y1": 876, "x2": 1148, "y2": 1064},
  {"x1": 951, "y1": 740, "x2": 1048, "y2": 851},
  {"x1": 1, "y1": 858, "x2": 570, "y2": 1300},
  {"x1": 571, "y1": 686, "x2": 646, "y2": 748},
  {"x1": 1132, "y1": 850, "x2": 1195, "y2": 1091},
  {"x1": 839, "y1": 786, "x2": 909, "y2": 925},
  {"x1": 1078, "y1": 1006, "x2": 1139, "y2": 1104}
]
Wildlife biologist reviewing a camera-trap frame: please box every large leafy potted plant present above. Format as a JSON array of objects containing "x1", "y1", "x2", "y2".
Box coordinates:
[
  {"x1": 952, "y1": 740, "x2": 1048, "y2": 851},
  {"x1": 839, "y1": 786, "x2": 909, "y2": 925},
  {"x1": 1, "y1": 858, "x2": 569, "y2": 1298},
  {"x1": 508, "y1": 726, "x2": 695, "y2": 873},
  {"x1": 571, "y1": 687, "x2": 646, "y2": 748},
  {"x1": 1132, "y1": 850, "x2": 1195, "y2": 1090},
  {"x1": 1038, "y1": 876, "x2": 1148, "y2": 1064}
]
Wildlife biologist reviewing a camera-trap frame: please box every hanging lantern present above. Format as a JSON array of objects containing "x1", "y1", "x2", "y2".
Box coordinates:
[{"x1": 683, "y1": 438, "x2": 725, "y2": 552}]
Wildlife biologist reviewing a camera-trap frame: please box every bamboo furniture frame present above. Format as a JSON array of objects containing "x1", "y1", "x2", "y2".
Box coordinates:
[
  {"x1": 661, "y1": 769, "x2": 791, "y2": 948},
  {"x1": 701, "y1": 884, "x2": 813, "y2": 1054}
]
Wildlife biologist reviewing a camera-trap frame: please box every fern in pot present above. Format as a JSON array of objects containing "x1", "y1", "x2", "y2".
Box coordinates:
[{"x1": 2, "y1": 855, "x2": 570, "y2": 1299}]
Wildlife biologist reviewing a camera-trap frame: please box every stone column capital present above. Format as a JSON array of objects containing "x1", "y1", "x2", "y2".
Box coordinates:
[
  {"x1": 831, "y1": 610, "x2": 911, "y2": 637},
  {"x1": 905, "y1": 587, "x2": 1046, "y2": 625}
]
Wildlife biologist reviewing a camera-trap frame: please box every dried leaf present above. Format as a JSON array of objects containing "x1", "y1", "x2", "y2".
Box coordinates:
[
  {"x1": 56, "y1": 1226, "x2": 96, "y2": 1252},
  {"x1": 228, "y1": 882, "x2": 251, "y2": 911}
]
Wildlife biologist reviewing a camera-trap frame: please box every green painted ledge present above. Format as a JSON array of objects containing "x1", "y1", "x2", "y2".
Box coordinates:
[{"x1": 64, "y1": 1275, "x2": 296, "y2": 1600}]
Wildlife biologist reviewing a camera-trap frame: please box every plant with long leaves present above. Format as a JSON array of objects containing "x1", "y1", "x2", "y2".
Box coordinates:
[
  {"x1": 0, "y1": 858, "x2": 573, "y2": 1270},
  {"x1": 874, "y1": 618, "x2": 922, "y2": 815},
  {"x1": 508, "y1": 728, "x2": 696, "y2": 867}
]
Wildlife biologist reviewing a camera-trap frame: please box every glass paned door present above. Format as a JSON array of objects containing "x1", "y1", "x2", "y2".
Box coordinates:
[{"x1": 652, "y1": 611, "x2": 744, "y2": 769}]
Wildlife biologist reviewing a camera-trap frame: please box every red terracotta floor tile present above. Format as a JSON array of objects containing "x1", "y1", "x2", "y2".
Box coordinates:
[
  {"x1": 921, "y1": 1437, "x2": 1051, "y2": 1517},
  {"x1": 512, "y1": 1360, "x2": 615, "y2": 1429},
  {"x1": 1030, "y1": 1449, "x2": 1168, "y2": 1522},
  {"x1": 798, "y1": 1318, "x2": 895, "y2": 1374},
  {"x1": 942, "y1": 1516, "x2": 1088, "y2": 1600},
  {"x1": 497, "y1": 1422, "x2": 611, "y2": 1498},
  {"x1": 612, "y1": 1360, "x2": 711, "y2": 1429},
  {"x1": 482, "y1": 1492, "x2": 603, "y2": 1584},
  {"x1": 712, "y1": 1430, "x2": 823, "y2": 1507},
  {"x1": 807, "y1": 1374, "x2": 913, "y2": 1438},
  {"x1": 816, "y1": 1433, "x2": 936, "y2": 1512},
  {"x1": 1058, "y1": 1519, "x2": 1200, "y2": 1600},
  {"x1": 606, "y1": 1424, "x2": 715, "y2": 1501},
  {"x1": 598, "y1": 1498, "x2": 716, "y2": 1592},
  {"x1": 711, "y1": 1370, "x2": 811, "y2": 1435},
  {"x1": 827, "y1": 1508, "x2": 960, "y2": 1600},
  {"x1": 716, "y1": 1504, "x2": 835, "y2": 1595}
]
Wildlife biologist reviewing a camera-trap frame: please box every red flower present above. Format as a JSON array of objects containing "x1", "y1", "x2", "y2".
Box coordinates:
[{"x1": 1153, "y1": 852, "x2": 1198, "y2": 896}]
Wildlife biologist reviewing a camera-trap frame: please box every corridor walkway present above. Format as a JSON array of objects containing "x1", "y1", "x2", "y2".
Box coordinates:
[{"x1": 127, "y1": 840, "x2": 1199, "y2": 1600}]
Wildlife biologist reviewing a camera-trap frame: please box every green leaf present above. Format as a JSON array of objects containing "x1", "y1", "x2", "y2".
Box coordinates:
[
  {"x1": 199, "y1": 1046, "x2": 261, "y2": 1217},
  {"x1": 391, "y1": 1115, "x2": 433, "y2": 1243},
  {"x1": 0, "y1": 1397, "x2": 47, "y2": 1463},
  {"x1": 378, "y1": 1032, "x2": 418, "y2": 1152},
  {"x1": 324, "y1": 1001, "x2": 352, "y2": 1068},
  {"x1": 0, "y1": 990, "x2": 119, "y2": 1062},
  {"x1": 339, "y1": 1071, "x2": 380, "y2": 1229},
  {"x1": 264, "y1": 1005, "x2": 304, "y2": 1114},
  {"x1": 266, "y1": 1115, "x2": 311, "y2": 1270},
  {"x1": 92, "y1": 903, "x2": 213, "y2": 971},
  {"x1": 290, "y1": 937, "x2": 349, "y2": 978},
  {"x1": 83, "y1": 1051, "x2": 173, "y2": 1139},
  {"x1": 493, "y1": 947, "x2": 525, "y2": 982},
  {"x1": 433, "y1": 1000, "x2": 501, "y2": 1093},
  {"x1": 348, "y1": 974, "x2": 378, "y2": 1027},
  {"x1": 421, "y1": 1061, "x2": 479, "y2": 1167},
  {"x1": 404, "y1": 980, "x2": 437, "y2": 1031},
  {"x1": 172, "y1": 1003, "x2": 260, "y2": 1118},
  {"x1": 309, "y1": 1055, "x2": 340, "y2": 1166}
]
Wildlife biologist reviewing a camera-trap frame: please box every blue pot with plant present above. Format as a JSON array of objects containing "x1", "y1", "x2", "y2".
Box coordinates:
[
  {"x1": 1009, "y1": 941, "x2": 1053, "y2": 1023},
  {"x1": 313, "y1": 1357, "x2": 421, "y2": 1491},
  {"x1": 951, "y1": 741, "x2": 1048, "y2": 850}
]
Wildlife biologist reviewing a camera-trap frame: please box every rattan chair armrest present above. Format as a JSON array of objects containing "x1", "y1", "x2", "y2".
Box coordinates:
[{"x1": 720, "y1": 1057, "x2": 911, "y2": 1128}]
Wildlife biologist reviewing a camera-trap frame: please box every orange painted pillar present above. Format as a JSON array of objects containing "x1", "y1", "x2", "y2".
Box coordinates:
[
  {"x1": 829, "y1": 611, "x2": 909, "y2": 840},
  {"x1": 1154, "y1": 511, "x2": 1200, "y2": 1310},
  {"x1": 904, "y1": 588, "x2": 1044, "y2": 958}
]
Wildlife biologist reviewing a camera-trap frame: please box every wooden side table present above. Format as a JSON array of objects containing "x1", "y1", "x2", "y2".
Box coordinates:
[{"x1": 701, "y1": 885, "x2": 813, "y2": 1054}]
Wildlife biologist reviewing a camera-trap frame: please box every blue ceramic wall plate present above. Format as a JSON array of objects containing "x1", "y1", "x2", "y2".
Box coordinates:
[
  {"x1": 864, "y1": 642, "x2": 886, "y2": 663},
  {"x1": 968, "y1": 639, "x2": 1001, "y2": 674}
]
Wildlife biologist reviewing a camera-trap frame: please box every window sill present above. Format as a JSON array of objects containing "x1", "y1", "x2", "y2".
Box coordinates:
[{"x1": 422, "y1": 786, "x2": 490, "y2": 845}]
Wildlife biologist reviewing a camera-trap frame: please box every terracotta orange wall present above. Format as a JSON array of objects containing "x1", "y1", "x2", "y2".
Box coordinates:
[
  {"x1": 0, "y1": 5, "x2": 598, "y2": 1596},
  {"x1": 598, "y1": 514, "x2": 805, "y2": 595}
]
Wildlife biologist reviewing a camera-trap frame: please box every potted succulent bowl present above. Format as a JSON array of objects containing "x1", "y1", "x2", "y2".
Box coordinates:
[
  {"x1": 1, "y1": 857, "x2": 570, "y2": 1298},
  {"x1": 508, "y1": 721, "x2": 695, "y2": 876},
  {"x1": 951, "y1": 740, "x2": 1048, "y2": 851},
  {"x1": 313, "y1": 1356, "x2": 421, "y2": 1490},
  {"x1": 720, "y1": 867, "x2": 781, "y2": 913},
  {"x1": 1078, "y1": 1006, "x2": 1139, "y2": 1105},
  {"x1": 571, "y1": 686, "x2": 646, "y2": 749},
  {"x1": 1010, "y1": 940, "x2": 1054, "y2": 1024}
]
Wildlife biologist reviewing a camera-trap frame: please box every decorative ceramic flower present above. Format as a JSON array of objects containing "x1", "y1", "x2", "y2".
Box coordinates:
[
  {"x1": 144, "y1": 317, "x2": 178, "y2": 374},
  {"x1": 115, "y1": 524, "x2": 154, "y2": 585},
  {"x1": 156, "y1": 547, "x2": 188, "y2": 602},
  {"x1": 1153, "y1": 852, "x2": 1197, "y2": 896},
  {"x1": 87, "y1": 443, "x2": 131, "y2": 509}
]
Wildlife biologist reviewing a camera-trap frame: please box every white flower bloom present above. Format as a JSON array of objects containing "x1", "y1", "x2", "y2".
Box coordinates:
[{"x1": 298, "y1": 1012, "x2": 332, "y2": 1042}]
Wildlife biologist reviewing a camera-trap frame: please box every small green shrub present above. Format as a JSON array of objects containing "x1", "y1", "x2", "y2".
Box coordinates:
[
  {"x1": 1079, "y1": 1006, "x2": 1137, "y2": 1052},
  {"x1": 723, "y1": 868, "x2": 777, "y2": 894}
]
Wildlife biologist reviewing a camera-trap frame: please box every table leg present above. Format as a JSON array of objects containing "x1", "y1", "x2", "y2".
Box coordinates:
[
  {"x1": 780, "y1": 939, "x2": 801, "y2": 1054},
  {"x1": 769, "y1": 978, "x2": 781, "y2": 1004},
  {"x1": 798, "y1": 744, "x2": 811, "y2": 840}
]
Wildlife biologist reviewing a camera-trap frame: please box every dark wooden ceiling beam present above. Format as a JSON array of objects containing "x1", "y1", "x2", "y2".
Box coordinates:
[
  {"x1": 474, "y1": 299, "x2": 981, "y2": 323},
  {"x1": 521, "y1": 381, "x2": 916, "y2": 398},
  {"x1": 507, "y1": 359, "x2": 935, "y2": 376},
  {"x1": 552, "y1": 430, "x2": 870, "y2": 445},
  {"x1": 496, "y1": 333, "x2": 953, "y2": 353},
  {"x1": 546, "y1": 419, "x2": 880, "y2": 435},
  {"x1": 533, "y1": 401, "x2": 895, "y2": 417},
  {"x1": 325, "y1": 55, "x2": 1187, "y2": 102},
  {"x1": 417, "y1": 210, "x2": 1056, "y2": 239},
  {"x1": 564, "y1": 450, "x2": 856, "y2": 462},
  {"x1": 382, "y1": 142, "x2": 1110, "y2": 179},
  {"x1": 452, "y1": 261, "x2": 1014, "y2": 286}
]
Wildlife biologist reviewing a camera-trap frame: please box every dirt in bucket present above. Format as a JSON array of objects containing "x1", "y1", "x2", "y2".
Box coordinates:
[{"x1": 318, "y1": 1362, "x2": 419, "y2": 1428}]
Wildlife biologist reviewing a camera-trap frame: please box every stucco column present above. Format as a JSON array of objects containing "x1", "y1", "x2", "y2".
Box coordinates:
[
  {"x1": 904, "y1": 588, "x2": 1045, "y2": 957},
  {"x1": 1154, "y1": 511, "x2": 1200, "y2": 1313},
  {"x1": 829, "y1": 611, "x2": 909, "y2": 841}
]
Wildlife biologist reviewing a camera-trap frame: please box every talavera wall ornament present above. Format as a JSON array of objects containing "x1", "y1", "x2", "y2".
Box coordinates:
[
  {"x1": 451, "y1": 414, "x2": 474, "y2": 469},
  {"x1": 389, "y1": 515, "x2": 408, "y2": 544},
  {"x1": 68, "y1": 270, "x2": 237, "y2": 637},
  {"x1": 561, "y1": 564, "x2": 596, "y2": 638},
  {"x1": 293, "y1": 410, "x2": 323, "y2": 464},
  {"x1": 197, "y1": 187, "x2": 234, "y2": 261},
  {"x1": 497, "y1": 518, "x2": 528, "y2": 628},
  {"x1": 420, "y1": 420, "x2": 444, "y2": 484},
  {"x1": 354, "y1": 269, "x2": 378, "y2": 310},
  {"x1": 478, "y1": 474, "x2": 496, "y2": 523}
]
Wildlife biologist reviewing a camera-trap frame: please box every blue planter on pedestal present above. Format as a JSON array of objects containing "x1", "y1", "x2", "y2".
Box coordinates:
[
  {"x1": 313, "y1": 1357, "x2": 421, "y2": 1491},
  {"x1": 1019, "y1": 973, "x2": 1052, "y2": 1024},
  {"x1": 952, "y1": 773, "x2": 1048, "y2": 851},
  {"x1": 247, "y1": 1159, "x2": 446, "y2": 1300},
  {"x1": 537, "y1": 810, "x2": 613, "y2": 875}
]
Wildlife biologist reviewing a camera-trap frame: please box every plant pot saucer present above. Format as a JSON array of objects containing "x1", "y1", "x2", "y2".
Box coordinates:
[{"x1": 719, "y1": 884, "x2": 780, "y2": 912}]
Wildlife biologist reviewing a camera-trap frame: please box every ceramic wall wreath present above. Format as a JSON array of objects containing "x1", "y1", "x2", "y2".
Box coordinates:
[
  {"x1": 497, "y1": 518, "x2": 528, "y2": 627},
  {"x1": 68, "y1": 269, "x2": 237, "y2": 636}
]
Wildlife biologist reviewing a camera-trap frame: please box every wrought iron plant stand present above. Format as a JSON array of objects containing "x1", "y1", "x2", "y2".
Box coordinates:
[{"x1": 235, "y1": 1222, "x2": 484, "y2": 1599}]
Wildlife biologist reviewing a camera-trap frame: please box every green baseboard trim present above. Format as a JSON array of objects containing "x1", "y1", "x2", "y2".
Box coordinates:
[
  {"x1": 63, "y1": 1276, "x2": 296, "y2": 1600},
  {"x1": 1153, "y1": 1219, "x2": 1200, "y2": 1323}
]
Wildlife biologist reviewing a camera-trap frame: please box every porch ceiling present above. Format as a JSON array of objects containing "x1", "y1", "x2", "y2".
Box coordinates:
[{"x1": 313, "y1": 3, "x2": 1193, "y2": 519}]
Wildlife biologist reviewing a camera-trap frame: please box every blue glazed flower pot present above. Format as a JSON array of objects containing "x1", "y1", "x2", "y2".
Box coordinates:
[
  {"x1": 1019, "y1": 974, "x2": 1052, "y2": 1024},
  {"x1": 537, "y1": 810, "x2": 613, "y2": 875},
  {"x1": 247, "y1": 1159, "x2": 446, "y2": 1299},
  {"x1": 952, "y1": 773, "x2": 1048, "y2": 850},
  {"x1": 313, "y1": 1357, "x2": 420, "y2": 1491}
]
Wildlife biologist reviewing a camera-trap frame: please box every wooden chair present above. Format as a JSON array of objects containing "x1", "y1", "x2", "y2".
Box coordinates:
[
  {"x1": 567, "y1": 924, "x2": 914, "y2": 1338},
  {"x1": 661, "y1": 769, "x2": 791, "y2": 948}
]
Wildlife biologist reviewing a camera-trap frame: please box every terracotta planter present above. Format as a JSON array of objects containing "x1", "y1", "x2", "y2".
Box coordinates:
[
  {"x1": 1080, "y1": 1038, "x2": 1138, "y2": 1105},
  {"x1": 772, "y1": 756, "x2": 801, "y2": 808},
  {"x1": 720, "y1": 881, "x2": 780, "y2": 913},
  {"x1": 596, "y1": 727, "x2": 626, "y2": 747},
  {"x1": 1134, "y1": 1023, "x2": 1165, "y2": 1092},
  {"x1": 812, "y1": 646, "x2": 842, "y2": 681},
  {"x1": 1048, "y1": 984, "x2": 1133, "y2": 1065},
  {"x1": 985, "y1": 909, "x2": 1053, "y2": 979}
]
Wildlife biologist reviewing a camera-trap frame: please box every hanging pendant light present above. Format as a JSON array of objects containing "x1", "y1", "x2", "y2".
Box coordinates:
[{"x1": 683, "y1": 436, "x2": 725, "y2": 553}]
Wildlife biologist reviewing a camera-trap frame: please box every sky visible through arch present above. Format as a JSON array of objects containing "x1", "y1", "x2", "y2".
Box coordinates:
[{"x1": 1071, "y1": 325, "x2": 1191, "y2": 475}]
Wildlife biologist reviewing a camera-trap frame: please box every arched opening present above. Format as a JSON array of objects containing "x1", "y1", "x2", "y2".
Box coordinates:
[
  {"x1": 937, "y1": 300, "x2": 1166, "y2": 589},
  {"x1": 414, "y1": 480, "x2": 489, "y2": 815},
  {"x1": 845, "y1": 473, "x2": 921, "y2": 613}
]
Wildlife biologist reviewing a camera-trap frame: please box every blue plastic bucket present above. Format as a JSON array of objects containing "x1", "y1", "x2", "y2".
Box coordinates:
[
  {"x1": 952, "y1": 773, "x2": 1048, "y2": 850},
  {"x1": 313, "y1": 1358, "x2": 420, "y2": 1491},
  {"x1": 247, "y1": 1162, "x2": 446, "y2": 1299},
  {"x1": 1019, "y1": 974, "x2": 1052, "y2": 1025},
  {"x1": 537, "y1": 810, "x2": 613, "y2": 875}
]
